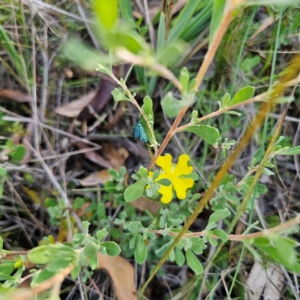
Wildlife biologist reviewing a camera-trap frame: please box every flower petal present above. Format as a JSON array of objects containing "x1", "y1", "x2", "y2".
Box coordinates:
[
  {"x1": 156, "y1": 154, "x2": 173, "y2": 174},
  {"x1": 158, "y1": 184, "x2": 173, "y2": 204},
  {"x1": 172, "y1": 177, "x2": 194, "y2": 199},
  {"x1": 173, "y1": 154, "x2": 193, "y2": 176}
]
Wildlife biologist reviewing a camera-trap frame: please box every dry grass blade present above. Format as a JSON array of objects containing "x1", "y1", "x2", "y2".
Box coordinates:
[{"x1": 0, "y1": 89, "x2": 33, "y2": 103}]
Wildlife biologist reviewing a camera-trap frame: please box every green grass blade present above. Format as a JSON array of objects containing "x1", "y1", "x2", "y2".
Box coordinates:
[
  {"x1": 157, "y1": 13, "x2": 166, "y2": 52},
  {"x1": 180, "y1": 2, "x2": 213, "y2": 41},
  {"x1": 167, "y1": 0, "x2": 200, "y2": 42},
  {"x1": 0, "y1": 24, "x2": 26, "y2": 83},
  {"x1": 120, "y1": 0, "x2": 134, "y2": 24}
]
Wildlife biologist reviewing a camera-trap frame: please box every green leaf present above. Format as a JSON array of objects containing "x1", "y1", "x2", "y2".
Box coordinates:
[
  {"x1": 96, "y1": 229, "x2": 108, "y2": 241},
  {"x1": 229, "y1": 86, "x2": 255, "y2": 106},
  {"x1": 247, "y1": 234, "x2": 300, "y2": 273},
  {"x1": 191, "y1": 110, "x2": 198, "y2": 124},
  {"x1": 191, "y1": 237, "x2": 205, "y2": 255},
  {"x1": 155, "y1": 241, "x2": 173, "y2": 257},
  {"x1": 28, "y1": 245, "x2": 53, "y2": 264},
  {"x1": 10, "y1": 145, "x2": 26, "y2": 162},
  {"x1": 104, "y1": 181, "x2": 119, "y2": 193},
  {"x1": 156, "y1": 178, "x2": 172, "y2": 186},
  {"x1": 112, "y1": 88, "x2": 131, "y2": 102},
  {"x1": 156, "y1": 40, "x2": 187, "y2": 67},
  {"x1": 211, "y1": 229, "x2": 228, "y2": 242},
  {"x1": 73, "y1": 197, "x2": 85, "y2": 209},
  {"x1": 0, "y1": 167, "x2": 7, "y2": 177},
  {"x1": 138, "y1": 166, "x2": 149, "y2": 178},
  {"x1": 128, "y1": 221, "x2": 143, "y2": 232},
  {"x1": 92, "y1": 0, "x2": 118, "y2": 30},
  {"x1": 208, "y1": 235, "x2": 218, "y2": 246},
  {"x1": 184, "y1": 238, "x2": 193, "y2": 251},
  {"x1": 250, "y1": 148, "x2": 264, "y2": 167},
  {"x1": 186, "y1": 249, "x2": 203, "y2": 275},
  {"x1": 221, "y1": 92, "x2": 231, "y2": 107},
  {"x1": 113, "y1": 29, "x2": 150, "y2": 54},
  {"x1": 28, "y1": 244, "x2": 76, "y2": 265},
  {"x1": 0, "y1": 274, "x2": 15, "y2": 281},
  {"x1": 100, "y1": 241, "x2": 121, "y2": 256},
  {"x1": 31, "y1": 269, "x2": 55, "y2": 288},
  {"x1": 129, "y1": 235, "x2": 136, "y2": 249},
  {"x1": 208, "y1": 208, "x2": 231, "y2": 226},
  {"x1": 140, "y1": 96, "x2": 155, "y2": 143},
  {"x1": 181, "y1": 125, "x2": 219, "y2": 145},
  {"x1": 82, "y1": 221, "x2": 90, "y2": 233},
  {"x1": 73, "y1": 233, "x2": 86, "y2": 244},
  {"x1": 134, "y1": 237, "x2": 147, "y2": 264},
  {"x1": 70, "y1": 265, "x2": 80, "y2": 280},
  {"x1": 63, "y1": 39, "x2": 116, "y2": 70},
  {"x1": 179, "y1": 67, "x2": 190, "y2": 89},
  {"x1": 161, "y1": 92, "x2": 190, "y2": 118},
  {"x1": 143, "y1": 95, "x2": 153, "y2": 114},
  {"x1": 241, "y1": 55, "x2": 261, "y2": 72},
  {"x1": 0, "y1": 261, "x2": 15, "y2": 277},
  {"x1": 124, "y1": 178, "x2": 147, "y2": 202},
  {"x1": 175, "y1": 247, "x2": 185, "y2": 266},
  {"x1": 276, "y1": 145, "x2": 300, "y2": 155},
  {"x1": 46, "y1": 259, "x2": 71, "y2": 273},
  {"x1": 84, "y1": 242, "x2": 98, "y2": 270},
  {"x1": 256, "y1": 183, "x2": 267, "y2": 195},
  {"x1": 262, "y1": 96, "x2": 294, "y2": 104}
]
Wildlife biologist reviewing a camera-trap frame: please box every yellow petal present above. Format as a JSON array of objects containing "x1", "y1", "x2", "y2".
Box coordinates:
[
  {"x1": 172, "y1": 177, "x2": 194, "y2": 199},
  {"x1": 156, "y1": 154, "x2": 172, "y2": 174},
  {"x1": 158, "y1": 184, "x2": 173, "y2": 204},
  {"x1": 155, "y1": 173, "x2": 168, "y2": 182},
  {"x1": 173, "y1": 154, "x2": 193, "y2": 176}
]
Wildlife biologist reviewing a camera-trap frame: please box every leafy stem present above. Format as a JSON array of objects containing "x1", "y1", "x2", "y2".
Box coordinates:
[
  {"x1": 109, "y1": 69, "x2": 158, "y2": 153},
  {"x1": 139, "y1": 1, "x2": 237, "y2": 294}
]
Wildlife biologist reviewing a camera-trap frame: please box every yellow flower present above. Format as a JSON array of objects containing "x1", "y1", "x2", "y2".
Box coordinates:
[{"x1": 153, "y1": 154, "x2": 194, "y2": 204}]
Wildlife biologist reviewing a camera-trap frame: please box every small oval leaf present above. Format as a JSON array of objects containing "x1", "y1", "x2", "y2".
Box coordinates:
[
  {"x1": 161, "y1": 92, "x2": 189, "y2": 118},
  {"x1": 181, "y1": 125, "x2": 219, "y2": 145},
  {"x1": 186, "y1": 249, "x2": 203, "y2": 275},
  {"x1": 229, "y1": 86, "x2": 255, "y2": 106},
  {"x1": 124, "y1": 178, "x2": 147, "y2": 202}
]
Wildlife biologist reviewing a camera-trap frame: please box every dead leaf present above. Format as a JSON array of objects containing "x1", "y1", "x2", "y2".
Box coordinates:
[
  {"x1": 77, "y1": 79, "x2": 117, "y2": 121},
  {"x1": 97, "y1": 254, "x2": 138, "y2": 300},
  {"x1": 102, "y1": 143, "x2": 129, "y2": 170},
  {"x1": 246, "y1": 262, "x2": 283, "y2": 300},
  {"x1": 0, "y1": 89, "x2": 33, "y2": 102},
  {"x1": 55, "y1": 90, "x2": 97, "y2": 118},
  {"x1": 75, "y1": 201, "x2": 92, "y2": 217},
  {"x1": 76, "y1": 142, "x2": 112, "y2": 169},
  {"x1": 130, "y1": 197, "x2": 160, "y2": 214},
  {"x1": 77, "y1": 65, "x2": 130, "y2": 121},
  {"x1": 79, "y1": 169, "x2": 112, "y2": 186}
]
